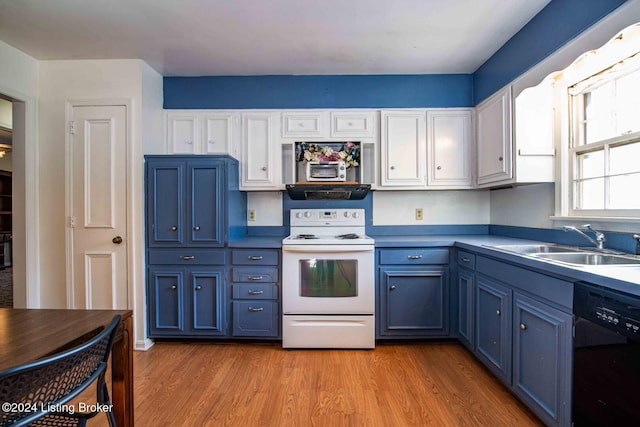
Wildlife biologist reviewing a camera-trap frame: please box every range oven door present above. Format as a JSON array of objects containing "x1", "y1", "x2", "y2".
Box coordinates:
[{"x1": 282, "y1": 244, "x2": 374, "y2": 315}]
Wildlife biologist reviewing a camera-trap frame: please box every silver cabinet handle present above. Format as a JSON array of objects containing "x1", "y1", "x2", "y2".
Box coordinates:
[
  {"x1": 390, "y1": 166, "x2": 395, "y2": 170},
  {"x1": 195, "y1": 285, "x2": 202, "y2": 291},
  {"x1": 520, "y1": 323, "x2": 527, "y2": 331},
  {"x1": 248, "y1": 307, "x2": 264, "y2": 312},
  {"x1": 498, "y1": 156, "x2": 504, "y2": 161},
  {"x1": 261, "y1": 166, "x2": 267, "y2": 171},
  {"x1": 437, "y1": 166, "x2": 442, "y2": 170},
  {"x1": 390, "y1": 285, "x2": 397, "y2": 291},
  {"x1": 193, "y1": 226, "x2": 200, "y2": 231},
  {"x1": 496, "y1": 309, "x2": 501, "y2": 316},
  {"x1": 180, "y1": 255, "x2": 195, "y2": 260},
  {"x1": 248, "y1": 276, "x2": 264, "y2": 281},
  {"x1": 248, "y1": 256, "x2": 264, "y2": 261},
  {"x1": 248, "y1": 290, "x2": 264, "y2": 295},
  {"x1": 171, "y1": 285, "x2": 177, "y2": 290},
  {"x1": 171, "y1": 226, "x2": 178, "y2": 231},
  {"x1": 407, "y1": 255, "x2": 423, "y2": 259},
  {"x1": 461, "y1": 257, "x2": 471, "y2": 262}
]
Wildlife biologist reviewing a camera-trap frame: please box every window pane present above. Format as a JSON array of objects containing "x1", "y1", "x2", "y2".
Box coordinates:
[
  {"x1": 299, "y1": 259, "x2": 357, "y2": 297},
  {"x1": 615, "y1": 71, "x2": 640, "y2": 135},
  {"x1": 576, "y1": 150, "x2": 604, "y2": 179},
  {"x1": 609, "y1": 173, "x2": 640, "y2": 209},
  {"x1": 575, "y1": 178, "x2": 604, "y2": 210},
  {"x1": 610, "y1": 142, "x2": 640, "y2": 175},
  {"x1": 585, "y1": 117, "x2": 615, "y2": 143}
]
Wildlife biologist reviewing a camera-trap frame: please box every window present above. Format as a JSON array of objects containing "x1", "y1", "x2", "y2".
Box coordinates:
[{"x1": 568, "y1": 56, "x2": 640, "y2": 216}]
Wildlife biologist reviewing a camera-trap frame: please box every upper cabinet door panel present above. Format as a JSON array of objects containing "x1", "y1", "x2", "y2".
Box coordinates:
[
  {"x1": 330, "y1": 111, "x2": 376, "y2": 138},
  {"x1": 168, "y1": 114, "x2": 198, "y2": 154},
  {"x1": 477, "y1": 87, "x2": 513, "y2": 185},
  {"x1": 188, "y1": 161, "x2": 223, "y2": 246},
  {"x1": 203, "y1": 114, "x2": 235, "y2": 154},
  {"x1": 147, "y1": 159, "x2": 184, "y2": 246},
  {"x1": 281, "y1": 112, "x2": 325, "y2": 138},
  {"x1": 241, "y1": 113, "x2": 281, "y2": 189},
  {"x1": 380, "y1": 111, "x2": 426, "y2": 187},
  {"x1": 427, "y1": 109, "x2": 473, "y2": 188}
]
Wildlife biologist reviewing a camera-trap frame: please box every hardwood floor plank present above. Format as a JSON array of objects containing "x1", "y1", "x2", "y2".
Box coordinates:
[{"x1": 85, "y1": 341, "x2": 543, "y2": 426}]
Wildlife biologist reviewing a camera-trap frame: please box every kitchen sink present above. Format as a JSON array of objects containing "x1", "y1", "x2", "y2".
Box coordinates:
[
  {"x1": 533, "y1": 252, "x2": 640, "y2": 266},
  {"x1": 489, "y1": 244, "x2": 580, "y2": 254}
]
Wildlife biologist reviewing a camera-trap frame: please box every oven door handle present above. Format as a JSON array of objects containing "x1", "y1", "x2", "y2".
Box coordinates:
[{"x1": 282, "y1": 245, "x2": 374, "y2": 253}]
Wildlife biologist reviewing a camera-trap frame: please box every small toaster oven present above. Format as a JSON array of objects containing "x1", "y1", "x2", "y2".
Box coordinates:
[{"x1": 306, "y1": 161, "x2": 346, "y2": 181}]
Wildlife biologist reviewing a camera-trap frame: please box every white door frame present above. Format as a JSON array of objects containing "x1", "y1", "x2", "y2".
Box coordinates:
[
  {"x1": 65, "y1": 98, "x2": 134, "y2": 310},
  {"x1": 0, "y1": 83, "x2": 39, "y2": 309}
]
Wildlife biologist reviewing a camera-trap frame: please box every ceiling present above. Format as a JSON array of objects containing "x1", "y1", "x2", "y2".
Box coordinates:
[{"x1": 0, "y1": 0, "x2": 551, "y2": 76}]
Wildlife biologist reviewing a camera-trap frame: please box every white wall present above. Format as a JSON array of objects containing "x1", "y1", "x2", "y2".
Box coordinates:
[
  {"x1": 490, "y1": 184, "x2": 554, "y2": 228},
  {"x1": 373, "y1": 191, "x2": 490, "y2": 225}
]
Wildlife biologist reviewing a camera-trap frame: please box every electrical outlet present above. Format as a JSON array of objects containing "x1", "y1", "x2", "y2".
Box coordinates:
[
  {"x1": 248, "y1": 210, "x2": 256, "y2": 221},
  {"x1": 415, "y1": 208, "x2": 424, "y2": 220}
]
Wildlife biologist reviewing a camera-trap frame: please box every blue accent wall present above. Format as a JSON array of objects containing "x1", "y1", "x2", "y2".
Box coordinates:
[
  {"x1": 473, "y1": 0, "x2": 627, "y2": 104},
  {"x1": 164, "y1": 74, "x2": 473, "y2": 109}
]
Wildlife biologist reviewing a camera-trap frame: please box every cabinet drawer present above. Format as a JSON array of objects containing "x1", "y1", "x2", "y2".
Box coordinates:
[
  {"x1": 231, "y1": 249, "x2": 279, "y2": 266},
  {"x1": 232, "y1": 284, "x2": 278, "y2": 300},
  {"x1": 379, "y1": 248, "x2": 449, "y2": 265},
  {"x1": 457, "y1": 251, "x2": 476, "y2": 269},
  {"x1": 148, "y1": 248, "x2": 225, "y2": 265},
  {"x1": 232, "y1": 267, "x2": 279, "y2": 283},
  {"x1": 232, "y1": 301, "x2": 279, "y2": 337}
]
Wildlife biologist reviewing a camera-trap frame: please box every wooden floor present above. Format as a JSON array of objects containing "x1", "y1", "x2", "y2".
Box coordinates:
[{"x1": 88, "y1": 341, "x2": 543, "y2": 426}]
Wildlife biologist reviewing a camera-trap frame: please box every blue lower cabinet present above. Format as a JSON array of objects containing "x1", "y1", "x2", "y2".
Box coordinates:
[
  {"x1": 232, "y1": 301, "x2": 279, "y2": 337},
  {"x1": 230, "y1": 250, "x2": 281, "y2": 339},
  {"x1": 378, "y1": 265, "x2": 450, "y2": 338},
  {"x1": 457, "y1": 267, "x2": 475, "y2": 350},
  {"x1": 513, "y1": 292, "x2": 572, "y2": 427},
  {"x1": 475, "y1": 275, "x2": 512, "y2": 384},
  {"x1": 147, "y1": 266, "x2": 226, "y2": 337}
]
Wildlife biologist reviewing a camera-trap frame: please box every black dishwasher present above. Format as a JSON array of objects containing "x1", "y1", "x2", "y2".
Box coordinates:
[{"x1": 573, "y1": 282, "x2": 640, "y2": 425}]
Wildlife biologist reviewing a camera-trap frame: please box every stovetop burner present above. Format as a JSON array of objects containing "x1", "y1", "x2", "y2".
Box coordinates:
[
  {"x1": 294, "y1": 234, "x2": 319, "y2": 240},
  {"x1": 336, "y1": 233, "x2": 360, "y2": 240}
]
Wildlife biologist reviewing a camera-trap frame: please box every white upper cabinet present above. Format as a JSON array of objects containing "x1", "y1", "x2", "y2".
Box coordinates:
[
  {"x1": 167, "y1": 111, "x2": 236, "y2": 155},
  {"x1": 380, "y1": 111, "x2": 427, "y2": 188},
  {"x1": 475, "y1": 83, "x2": 555, "y2": 188},
  {"x1": 167, "y1": 113, "x2": 199, "y2": 154},
  {"x1": 202, "y1": 113, "x2": 236, "y2": 155},
  {"x1": 330, "y1": 111, "x2": 376, "y2": 138},
  {"x1": 476, "y1": 86, "x2": 513, "y2": 186},
  {"x1": 241, "y1": 112, "x2": 281, "y2": 190},
  {"x1": 427, "y1": 109, "x2": 473, "y2": 188}
]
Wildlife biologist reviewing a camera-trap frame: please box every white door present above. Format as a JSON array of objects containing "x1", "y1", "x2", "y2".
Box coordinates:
[
  {"x1": 380, "y1": 111, "x2": 426, "y2": 187},
  {"x1": 70, "y1": 105, "x2": 128, "y2": 309},
  {"x1": 427, "y1": 109, "x2": 473, "y2": 188}
]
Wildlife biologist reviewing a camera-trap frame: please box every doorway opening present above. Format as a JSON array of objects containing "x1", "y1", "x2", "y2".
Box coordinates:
[{"x1": 0, "y1": 95, "x2": 14, "y2": 307}]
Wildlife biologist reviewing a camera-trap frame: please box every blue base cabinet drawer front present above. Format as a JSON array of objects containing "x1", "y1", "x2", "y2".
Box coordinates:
[
  {"x1": 232, "y1": 301, "x2": 279, "y2": 337},
  {"x1": 457, "y1": 250, "x2": 476, "y2": 269},
  {"x1": 379, "y1": 248, "x2": 449, "y2": 265},
  {"x1": 232, "y1": 267, "x2": 279, "y2": 283},
  {"x1": 148, "y1": 248, "x2": 226, "y2": 265},
  {"x1": 231, "y1": 249, "x2": 279, "y2": 266},
  {"x1": 232, "y1": 284, "x2": 278, "y2": 300}
]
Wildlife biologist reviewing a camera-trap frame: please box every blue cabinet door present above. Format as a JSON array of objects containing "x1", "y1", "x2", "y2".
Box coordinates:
[
  {"x1": 457, "y1": 267, "x2": 475, "y2": 350},
  {"x1": 147, "y1": 159, "x2": 185, "y2": 246},
  {"x1": 148, "y1": 267, "x2": 184, "y2": 335},
  {"x1": 232, "y1": 301, "x2": 279, "y2": 337},
  {"x1": 190, "y1": 268, "x2": 226, "y2": 335},
  {"x1": 475, "y1": 275, "x2": 512, "y2": 384},
  {"x1": 379, "y1": 267, "x2": 449, "y2": 337},
  {"x1": 188, "y1": 160, "x2": 224, "y2": 246},
  {"x1": 513, "y1": 292, "x2": 572, "y2": 427}
]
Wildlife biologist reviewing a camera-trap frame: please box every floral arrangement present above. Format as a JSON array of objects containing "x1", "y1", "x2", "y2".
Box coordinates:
[{"x1": 295, "y1": 142, "x2": 360, "y2": 168}]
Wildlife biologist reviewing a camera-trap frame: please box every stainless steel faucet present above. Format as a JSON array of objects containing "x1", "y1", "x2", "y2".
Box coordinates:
[{"x1": 563, "y1": 224, "x2": 606, "y2": 250}]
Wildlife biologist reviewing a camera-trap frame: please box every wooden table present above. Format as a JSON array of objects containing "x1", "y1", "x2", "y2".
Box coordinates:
[{"x1": 0, "y1": 308, "x2": 134, "y2": 427}]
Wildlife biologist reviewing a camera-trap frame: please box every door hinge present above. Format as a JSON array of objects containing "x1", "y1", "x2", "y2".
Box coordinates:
[
  {"x1": 69, "y1": 121, "x2": 76, "y2": 135},
  {"x1": 70, "y1": 216, "x2": 76, "y2": 228}
]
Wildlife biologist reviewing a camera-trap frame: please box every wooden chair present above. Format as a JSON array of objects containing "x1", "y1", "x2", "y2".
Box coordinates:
[{"x1": 0, "y1": 314, "x2": 121, "y2": 426}]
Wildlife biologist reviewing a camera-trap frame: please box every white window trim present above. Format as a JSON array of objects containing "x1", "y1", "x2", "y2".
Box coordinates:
[{"x1": 552, "y1": 23, "x2": 640, "y2": 232}]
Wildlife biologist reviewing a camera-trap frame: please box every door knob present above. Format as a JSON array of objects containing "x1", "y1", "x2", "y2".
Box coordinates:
[{"x1": 112, "y1": 236, "x2": 123, "y2": 244}]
